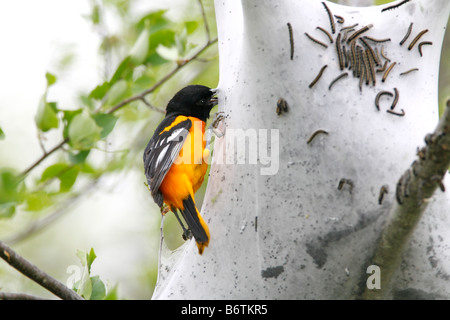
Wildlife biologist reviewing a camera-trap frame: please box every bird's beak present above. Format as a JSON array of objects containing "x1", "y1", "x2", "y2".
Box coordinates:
[{"x1": 210, "y1": 88, "x2": 218, "y2": 106}]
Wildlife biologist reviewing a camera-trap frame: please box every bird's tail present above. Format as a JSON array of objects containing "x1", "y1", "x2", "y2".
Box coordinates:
[{"x1": 181, "y1": 195, "x2": 210, "y2": 254}]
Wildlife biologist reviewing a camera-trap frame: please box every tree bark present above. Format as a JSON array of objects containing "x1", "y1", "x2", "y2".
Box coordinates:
[{"x1": 152, "y1": 0, "x2": 450, "y2": 299}]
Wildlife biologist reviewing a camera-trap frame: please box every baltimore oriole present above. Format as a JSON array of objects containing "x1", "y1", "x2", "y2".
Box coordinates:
[{"x1": 143, "y1": 85, "x2": 218, "y2": 254}]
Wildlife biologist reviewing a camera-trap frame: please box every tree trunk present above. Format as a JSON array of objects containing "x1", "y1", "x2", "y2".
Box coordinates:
[{"x1": 152, "y1": 0, "x2": 450, "y2": 299}]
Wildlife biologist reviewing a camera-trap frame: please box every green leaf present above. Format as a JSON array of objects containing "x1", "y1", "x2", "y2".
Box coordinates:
[
  {"x1": 79, "y1": 94, "x2": 96, "y2": 110},
  {"x1": 36, "y1": 73, "x2": 58, "y2": 131},
  {"x1": 76, "y1": 249, "x2": 87, "y2": 267},
  {"x1": 62, "y1": 109, "x2": 83, "y2": 140},
  {"x1": 86, "y1": 248, "x2": 97, "y2": 273},
  {"x1": 76, "y1": 248, "x2": 97, "y2": 272},
  {"x1": 90, "y1": 275, "x2": 106, "y2": 300},
  {"x1": 0, "y1": 203, "x2": 16, "y2": 219},
  {"x1": 35, "y1": 95, "x2": 59, "y2": 132},
  {"x1": 130, "y1": 27, "x2": 150, "y2": 65},
  {"x1": 40, "y1": 163, "x2": 79, "y2": 193},
  {"x1": 59, "y1": 166, "x2": 79, "y2": 192},
  {"x1": 0, "y1": 169, "x2": 23, "y2": 218},
  {"x1": 146, "y1": 52, "x2": 170, "y2": 66},
  {"x1": 41, "y1": 163, "x2": 68, "y2": 182},
  {"x1": 149, "y1": 29, "x2": 175, "y2": 51},
  {"x1": 105, "y1": 80, "x2": 129, "y2": 106},
  {"x1": 0, "y1": 126, "x2": 5, "y2": 140},
  {"x1": 109, "y1": 57, "x2": 133, "y2": 84},
  {"x1": 24, "y1": 191, "x2": 53, "y2": 211},
  {"x1": 78, "y1": 271, "x2": 92, "y2": 300},
  {"x1": 0, "y1": 169, "x2": 22, "y2": 204},
  {"x1": 91, "y1": 4, "x2": 101, "y2": 25},
  {"x1": 45, "y1": 72, "x2": 57, "y2": 87},
  {"x1": 136, "y1": 10, "x2": 168, "y2": 33},
  {"x1": 79, "y1": 162, "x2": 96, "y2": 174},
  {"x1": 156, "y1": 44, "x2": 179, "y2": 61},
  {"x1": 105, "y1": 284, "x2": 119, "y2": 300},
  {"x1": 145, "y1": 29, "x2": 176, "y2": 65},
  {"x1": 175, "y1": 28, "x2": 188, "y2": 56},
  {"x1": 92, "y1": 113, "x2": 118, "y2": 139},
  {"x1": 133, "y1": 74, "x2": 154, "y2": 91},
  {"x1": 89, "y1": 81, "x2": 111, "y2": 100},
  {"x1": 75, "y1": 248, "x2": 97, "y2": 300},
  {"x1": 69, "y1": 150, "x2": 91, "y2": 164},
  {"x1": 185, "y1": 21, "x2": 198, "y2": 34},
  {"x1": 68, "y1": 113, "x2": 102, "y2": 150}
]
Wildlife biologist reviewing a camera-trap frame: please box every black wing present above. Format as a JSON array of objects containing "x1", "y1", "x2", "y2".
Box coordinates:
[{"x1": 143, "y1": 117, "x2": 192, "y2": 207}]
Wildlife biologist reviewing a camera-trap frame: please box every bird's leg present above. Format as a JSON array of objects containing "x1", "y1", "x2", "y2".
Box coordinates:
[
  {"x1": 173, "y1": 209, "x2": 193, "y2": 240},
  {"x1": 211, "y1": 111, "x2": 225, "y2": 137},
  {"x1": 160, "y1": 204, "x2": 170, "y2": 215}
]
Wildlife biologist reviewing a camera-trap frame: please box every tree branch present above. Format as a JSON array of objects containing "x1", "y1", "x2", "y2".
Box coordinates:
[
  {"x1": 20, "y1": 138, "x2": 69, "y2": 177},
  {"x1": 0, "y1": 292, "x2": 46, "y2": 300},
  {"x1": 362, "y1": 99, "x2": 450, "y2": 299},
  {"x1": 0, "y1": 241, "x2": 83, "y2": 300}
]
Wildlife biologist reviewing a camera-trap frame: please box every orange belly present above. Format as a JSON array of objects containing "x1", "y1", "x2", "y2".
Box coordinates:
[{"x1": 159, "y1": 118, "x2": 208, "y2": 210}]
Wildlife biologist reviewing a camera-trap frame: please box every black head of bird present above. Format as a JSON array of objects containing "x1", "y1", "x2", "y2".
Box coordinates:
[{"x1": 165, "y1": 85, "x2": 218, "y2": 122}]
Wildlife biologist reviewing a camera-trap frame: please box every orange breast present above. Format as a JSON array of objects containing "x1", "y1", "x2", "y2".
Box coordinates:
[{"x1": 159, "y1": 117, "x2": 208, "y2": 210}]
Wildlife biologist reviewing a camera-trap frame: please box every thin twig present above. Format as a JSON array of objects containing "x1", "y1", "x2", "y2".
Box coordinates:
[
  {"x1": 140, "y1": 97, "x2": 165, "y2": 114},
  {"x1": 37, "y1": 130, "x2": 47, "y2": 154},
  {"x1": 198, "y1": 0, "x2": 211, "y2": 42},
  {"x1": 0, "y1": 241, "x2": 84, "y2": 300}
]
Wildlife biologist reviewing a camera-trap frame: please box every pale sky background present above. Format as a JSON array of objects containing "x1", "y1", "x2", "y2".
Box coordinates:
[{"x1": 0, "y1": 1, "x2": 100, "y2": 167}]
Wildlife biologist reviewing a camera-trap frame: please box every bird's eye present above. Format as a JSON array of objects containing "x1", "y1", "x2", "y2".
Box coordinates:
[{"x1": 199, "y1": 98, "x2": 206, "y2": 105}]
